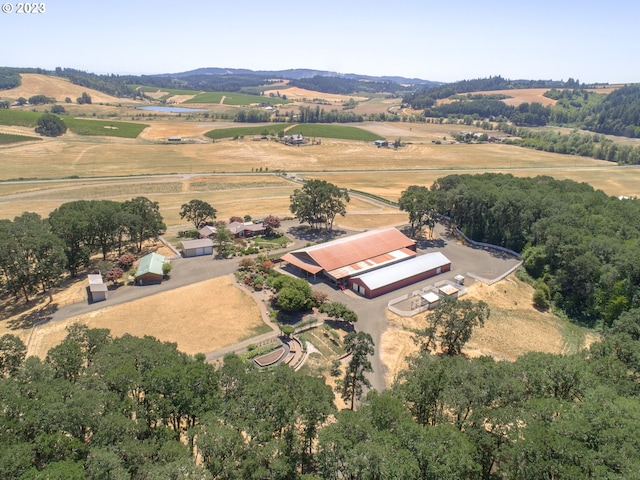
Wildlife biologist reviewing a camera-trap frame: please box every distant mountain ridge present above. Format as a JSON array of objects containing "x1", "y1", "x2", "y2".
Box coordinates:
[{"x1": 156, "y1": 67, "x2": 439, "y2": 86}]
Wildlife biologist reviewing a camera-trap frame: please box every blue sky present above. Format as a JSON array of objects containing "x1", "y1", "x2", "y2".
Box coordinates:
[{"x1": 1, "y1": 0, "x2": 638, "y2": 84}]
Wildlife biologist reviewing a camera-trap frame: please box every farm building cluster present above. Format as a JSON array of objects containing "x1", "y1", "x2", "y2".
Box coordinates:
[{"x1": 280, "y1": 227, "x2": 452, "y2": 298}]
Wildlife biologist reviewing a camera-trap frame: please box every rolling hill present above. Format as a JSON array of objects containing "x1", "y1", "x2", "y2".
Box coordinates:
[{"x1": 1, "y1": 74, "x2": 132, "y2": 104}]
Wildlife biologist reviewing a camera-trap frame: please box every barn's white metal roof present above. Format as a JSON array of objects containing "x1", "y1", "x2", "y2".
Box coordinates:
[{"x1": 352, "y1": 252, "x2": 451, "y2": 291}]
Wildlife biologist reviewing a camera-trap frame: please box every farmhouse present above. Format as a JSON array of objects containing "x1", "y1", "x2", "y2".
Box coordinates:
[
  {"x1": 87, "y1": 274, "x2": 108, "y2": 302},
  {"x1": 135, "y1": 252, "x2": 167, "y2": 285},
  {"x1": 280, "y1": 227, "x2": 417, "y2": 286},
  {"x1": 348, "y1": 252, "x2": 451, "y2": 298},
  {"x1": 181, "y1": 238, "x2": 214, "y2": 257},
  {"x1": 228, "y1": 221, "x2": 265, "y2": 238}
]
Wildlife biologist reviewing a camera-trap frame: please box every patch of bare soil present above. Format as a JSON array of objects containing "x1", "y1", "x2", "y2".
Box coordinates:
[
  {"x1": 278, "y1": 87, "x2": 367, "y2": 104},
  {"x1": 26, "y1": 275, "x2": 265, "y2": 359},
  {"x1": 380, "y1": 274, "x2": 596, "y2": 386},
  {"x1": 138, "y1": 122, "x2": 218, "y2": 141},
  {"x1": 166, "y1": 94, "x2": 199, "y2": 104}
]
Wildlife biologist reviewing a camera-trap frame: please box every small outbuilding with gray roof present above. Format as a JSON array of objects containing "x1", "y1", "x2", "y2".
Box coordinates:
[
  {"x1": 348, "y1": 251, "x2": 451, "y2": 298},
  {"x1": 88, "y1": 274, "x2": 108, "y2": 302},
  {"x1": 181, "y1": 238, "x2": 214, "y2": 257}
]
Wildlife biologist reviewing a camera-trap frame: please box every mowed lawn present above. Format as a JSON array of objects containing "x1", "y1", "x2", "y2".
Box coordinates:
[{"x1": 26, "y1": 276, "x2": 269, "y2": 359}]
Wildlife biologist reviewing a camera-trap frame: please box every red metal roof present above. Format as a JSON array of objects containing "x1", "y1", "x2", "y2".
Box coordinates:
[
  {"x1": 283, "y1": 228, "x2": 416, "y2": 275},
  {"x1": 280, "y1": 252, "x2": 324, "y2": 274}
]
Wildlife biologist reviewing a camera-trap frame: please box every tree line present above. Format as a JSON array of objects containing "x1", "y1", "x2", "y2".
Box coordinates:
[
  {"x1": 498, "y1": 126, "x2": 640, "y2": 165},
  {"x1": 401, "y1": 173, "x2": 640, "y2": 325},
  {"x1": 0, "y1": 198, "x2": 166, "y2": 302},
  {"x1": 290, "y1": 75, "x2": 406, "y2": 95},
  {"x1": 0, "y1": 295, "x2": 638, "y2": 478}
]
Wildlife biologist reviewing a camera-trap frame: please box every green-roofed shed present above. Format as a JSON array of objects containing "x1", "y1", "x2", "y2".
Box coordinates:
[{"x1": 135, "y1": 252, "x2": 167, "y2": 285}]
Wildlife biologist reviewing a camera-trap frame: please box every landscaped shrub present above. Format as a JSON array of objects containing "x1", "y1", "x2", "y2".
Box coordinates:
[
  {"x1": 239, "y1": 258, "x2": 255, "y2": 271},
  {"x1": 118, "y1": 253, "x2": 137, "y2": 269},
  {"x1": 162, "y1": 262, "x2": 172, "y2": 278},
  {"x1": 311, "y1": 291, "x2": 328, "y2": 307}
]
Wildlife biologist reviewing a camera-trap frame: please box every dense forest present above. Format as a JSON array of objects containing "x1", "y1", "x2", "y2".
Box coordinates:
[
  {"x1": 497, "y1": 127, "x2": 640, "y2": 165},
  {"x1": 1, "y1": 306, "x2": 638, "y2": 479},
  {"x1": 0, "y1": 67, "x2": 24, "y2": 90},
  {"x1": 289, "y1": 76, "x2": 405, "y2": 95},
  {"x1": 582, "y1": 84, "x2": 640, "y2": 138},
  {"x1": 426, "y1": 173, "x2": 640, "y2": 325}
]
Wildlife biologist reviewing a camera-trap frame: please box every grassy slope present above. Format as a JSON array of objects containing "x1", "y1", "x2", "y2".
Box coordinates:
[
  {"x1": 286, "y1": 124, "x2": 380, "y2": 141},
  {"x1": 0, "y1": 109, "x2": 148, "y2": 138},
  {"x1": 0, "y1": 132, "x2": 41, "y2": 144},
  {"x1": 205, "y1": 123, "x2": 379, "y2": 141},
  {"x1": 205, "y1": 124, "x2": 289, "y2": 140},
  {"x1": 185, "y1": 92, "x2": 289, "y2": 105}
]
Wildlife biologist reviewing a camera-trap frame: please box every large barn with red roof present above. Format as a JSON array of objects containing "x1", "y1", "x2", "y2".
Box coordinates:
[{"x1": 280, "y1": 227, "x2": 451, "y2": 297}]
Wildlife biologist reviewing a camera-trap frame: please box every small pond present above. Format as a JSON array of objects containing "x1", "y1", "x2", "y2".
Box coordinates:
[{"x1": 137, "y1": 106, "x2": 208, "y2": 113}]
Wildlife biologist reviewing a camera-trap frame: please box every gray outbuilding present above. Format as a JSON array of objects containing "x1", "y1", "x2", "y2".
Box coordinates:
[{"x1": 181, "y1": 238, "x2": 214, "y2": 257}]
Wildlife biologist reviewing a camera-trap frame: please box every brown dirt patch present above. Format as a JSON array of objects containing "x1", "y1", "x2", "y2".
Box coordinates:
[
  {"x1": 166, "y1": 94, "x2": 199, "y2": 104},
  {"x1": 26, "y1": 275, "x2": 265, "y2": 359},
  {"x1": 138, "y1": 121, "x2": 219, "y2": 141},
  {"x1": 438, "y1": 88, "x2": 557, "y2": 107},
  {"x1": 278, "y1": 86, "x2": 367, "y2": 104},
  {"x1": 380, "y1": 275, "x2": 596, "y2": 386},
  {"x1": 5, "y1": 74, "x2": 126, "y2": 104}
]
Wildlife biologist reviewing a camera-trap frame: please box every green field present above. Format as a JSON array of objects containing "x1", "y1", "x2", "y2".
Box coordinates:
[
  {"x1": 0, "y1": 109, "x2": 40, "y2": 128},
  {"x1": 286, "y1": 124, "x2": 381, "y2": 141},
  {"x1": 64, "y1": 118, "x2": 148, "y2": 138},
  {"x1": 205, "y1": 123, "x2": 380, "y2": 141},
  {"x1": 205, "y1": 124, "x2": 290, "y2": 140},
  {"x1": 0, "y1": 132, "x2": 41, "y2": 144},
  {"x1": 186, "y1": 92, "x2": 289, "y2": 105},
  {"x1": 0, "y1": 109, "x2": 148, "y2": 138}
]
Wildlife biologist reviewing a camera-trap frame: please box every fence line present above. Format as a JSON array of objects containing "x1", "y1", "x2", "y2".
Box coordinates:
[{"x1": 466, "y1": 260, "x2": 523, "y2": 286}]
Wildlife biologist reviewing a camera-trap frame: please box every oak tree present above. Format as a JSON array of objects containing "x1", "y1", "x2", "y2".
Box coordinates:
[
  {"x1": 180, "y1": 199, "x2": 217, "y2": 229},
  {"x1": 415, "y1": 296, "x2": 490, "y2": 356}
]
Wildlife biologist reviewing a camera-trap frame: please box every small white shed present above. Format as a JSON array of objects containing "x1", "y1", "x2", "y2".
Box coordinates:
[{"x1": 88, "y1": 274, "x2": 108, "y2": 302}]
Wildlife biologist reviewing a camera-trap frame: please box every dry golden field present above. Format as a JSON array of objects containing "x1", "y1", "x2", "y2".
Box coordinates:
[
  {"x1": 2, "y1": 74, "x2": 130, "y2": 104},
  {"x1": 3, "y1": 118, "x2": 640, "y2": 228},
  {"x1": 449, "y1": 88, "x2": 559, "y2": 107},
  {"x1": 25, "y1": 276, "x2": 266, "y2": 359}
]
